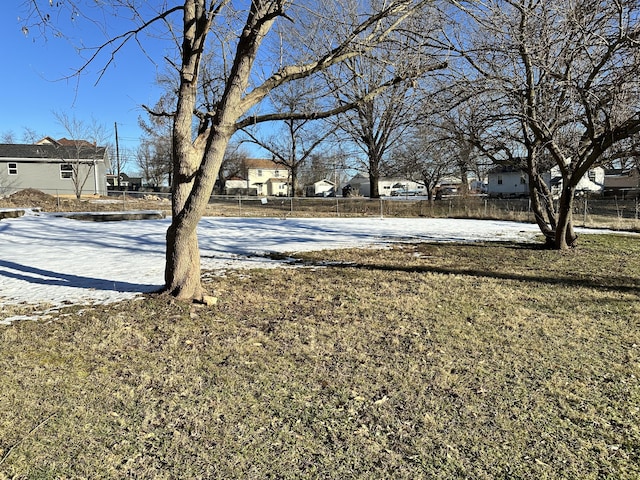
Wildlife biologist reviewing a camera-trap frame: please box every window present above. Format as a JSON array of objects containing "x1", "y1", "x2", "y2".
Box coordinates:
[
  {"x1": 274, "y1": 170, "x2": 280, "y2": 177},
  {"x1": 257, "y1": 169, "x2": 263, "y2": 177},
  {"x1": 497, "y1": 175, "x2": 503, "y2": 185},
  {"x1": 588, "y1": 171, "x2": 596, "y2": 182},
  {"x1": 60, "y1": 164, "x2": 73, "y2": 179},
  {"x1": 8, "y1": 163, "x2": 17, "y2": 175}
]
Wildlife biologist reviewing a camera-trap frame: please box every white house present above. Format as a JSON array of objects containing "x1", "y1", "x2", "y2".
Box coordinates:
[
  {"x1": 243, "y1": 159, "x2": 291, "y2": 196},
  {"x1": 346, "y1": 173, "x2": 426, "y2": 197},
  {"x1": 0, "y1": 137, "x2": 109, "y2": 197},
  {"x1": 487, "y1": 164, "x2": 604, "y2": 198},
  {"x1": 306, "y1": 179, "x2": 335, "y2": 197},
  {"x1": 550, "y1": 165, "x2": 605, "y2": 196}
]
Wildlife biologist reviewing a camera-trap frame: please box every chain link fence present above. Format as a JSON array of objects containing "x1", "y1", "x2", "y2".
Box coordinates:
[
  {"x1": 2, "y1": 187, "x2": 639, "y2": 228},
  {"x1": 46, "y1": 189, "x2": 640, "y2": 221}
]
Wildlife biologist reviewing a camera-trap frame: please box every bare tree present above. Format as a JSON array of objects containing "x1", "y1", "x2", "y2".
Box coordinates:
[
  {"x1": 138, "y1": 95, "x2": 175, "y2": 188},
  {"x1": 136, "y1": 141, "x2": 170, "y2": 189},
  {"x1": 25, "y1": 0, "x2": 437, "y2": 302},
  {"x1": 21, "y1": 128, "x2": 43, "y2": 144},
  {"x1": 452, "y1": 0, "x2": 640, "y2": 248},
  {"x1": 418, "y1": 90, "x2": 495, "y2": 193},
  {"x1": 392, "y1": 126, "x2": 458, "y2": 200},
  {"x1": 54, "y1": 112, "x2": 109, "y2": 199},
  {"x1": 1, "y1": 131, "x2": 17, "y2": 143},
  {"x1": 242, "y1": 82, "x2": 333, "y2": 196},
  {"x1": 218, "y1": 141, "x2": 250, "y2": 193},
  {"x1": 324, "y1": 10, "x2": 447, "y2": 198}
]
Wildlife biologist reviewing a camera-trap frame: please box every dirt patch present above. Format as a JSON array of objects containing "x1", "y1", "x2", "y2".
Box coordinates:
[
  {"x1": 0, "y1": 189, "x2": 172, "y2": 214},
  {"x1": 1, "y1": 188, "x2": 56, "y2": 205}
]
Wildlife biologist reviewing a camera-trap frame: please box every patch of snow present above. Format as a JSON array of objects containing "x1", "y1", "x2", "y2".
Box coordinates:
[{"x1": 0, "y1": 214, "x2": 628, "y2": 323}]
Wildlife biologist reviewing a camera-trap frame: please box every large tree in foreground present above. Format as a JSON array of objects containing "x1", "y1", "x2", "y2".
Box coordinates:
[{"x1": 25, "y1": 0, "x2": 434, "y2": 301}]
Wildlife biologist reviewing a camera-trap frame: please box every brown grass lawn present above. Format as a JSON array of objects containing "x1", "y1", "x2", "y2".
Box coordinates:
[{"x1": 1, "y1": 234, "x2": 639, "y2": 479}]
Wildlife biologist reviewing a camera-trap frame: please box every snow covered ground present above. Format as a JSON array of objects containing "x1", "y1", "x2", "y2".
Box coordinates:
[{"x1": 0, "y1": 210, "x2": 624, "y2": 322}]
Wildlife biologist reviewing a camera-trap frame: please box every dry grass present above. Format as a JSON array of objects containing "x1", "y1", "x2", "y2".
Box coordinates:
[{"x1": 1, "y1": 234, "x2": 639, "y2": 479}]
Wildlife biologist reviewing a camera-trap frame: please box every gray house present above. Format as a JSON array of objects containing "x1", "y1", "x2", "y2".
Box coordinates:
[
  {"x1": 0, "y1": 138, "x2": 109, "y2": 197},
  {"x1": 604, "y1": 167, "x2": 640, "y2": 197},
  {"x1": 487, "y1": 165, "x2": 538, "y2": 198}
]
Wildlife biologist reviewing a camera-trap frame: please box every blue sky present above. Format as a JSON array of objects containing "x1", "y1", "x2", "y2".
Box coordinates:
[{"x1": 1, "y1": 2, "x2": 168, "y2": 159}]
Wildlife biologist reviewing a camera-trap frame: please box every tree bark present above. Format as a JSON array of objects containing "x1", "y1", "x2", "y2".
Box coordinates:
[
  {"x1": 164, "y1": 220, "x2": 204, "y2": 300},
  {"x1": 369, "y1": 163, "x2": 381, "y2": 198},
  {"x1": 554, "y1": 185, "x2": 577, "y2": 250}
]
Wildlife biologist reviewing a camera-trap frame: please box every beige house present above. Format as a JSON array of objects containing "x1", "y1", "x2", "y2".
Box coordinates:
[{"x1": 244, "y1": 159, "x2": 291, "y2": 196}]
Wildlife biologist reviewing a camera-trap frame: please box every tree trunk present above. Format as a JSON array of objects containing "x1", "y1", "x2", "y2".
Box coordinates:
[
  {"x1": 369, "y1": 159, "x2": 381, "y2": 198},
  {"x1": 163, "y1": 154, "x2": 207, "y2": 301},
  {"x1": 290, "y1": 165, "x2": 297, "y2": 197},
  {"x1": 529, "y1": 189, "x2": 555, "y2": 246},
  {"x1": 370, "y1": 175, "x2": 380, "y2": 198},
  {"x1": 164, "y1": 219, "x2": 203, "y2": 300},
  {"x1": 163, "y1": 133, "x2": 229, "y2": 301},
  {"x1": 554, "y1": 185, "x2": 577, "y2": 250},
  {"x1": 527, "y1": 165, "x2": 556, "y2": 246}
]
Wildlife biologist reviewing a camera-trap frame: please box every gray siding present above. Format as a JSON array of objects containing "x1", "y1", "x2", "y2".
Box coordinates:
[{"x1": 0, "y1": 159, "x2": 108, "y2": 197}]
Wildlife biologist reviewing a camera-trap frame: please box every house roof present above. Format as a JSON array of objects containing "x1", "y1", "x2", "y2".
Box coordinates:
[
  {"x1": 0, "y1": 143, "x2": 107, "y2": 161},
  {"x1": 265, "y1": 177, "x2": 289, "y2": 184},
  {"x1": 36, "y1": 137, "x2": 98, "y2": 148},
  {"x1": 314, "y1": 179, "x2": 335, "y2": 186},
  {"x1": 604, "y1": 167, "x2": 639, "y2": 177},
  {"x1": 348, "y1": 173, "x2": 369, "y2": 181},
  {"x1": 487, "y1": 165, "x2": 526, "y2": 174},
  {"x1": 244, "y1": 158, "x2": 288, "y2": 170}
]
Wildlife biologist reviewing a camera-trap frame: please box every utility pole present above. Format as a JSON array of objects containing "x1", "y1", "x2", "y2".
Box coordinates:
[{"x1": 114, "y1": 122, "x2": 121, "y2": 188}]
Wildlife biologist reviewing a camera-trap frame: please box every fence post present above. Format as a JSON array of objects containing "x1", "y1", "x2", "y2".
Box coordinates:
[
  {"x1": 583, "y1": 196, "x2": 588, "y2": 226},
  {"x1": 380, "y1": 197, "x2": 384, "y2": 218}
]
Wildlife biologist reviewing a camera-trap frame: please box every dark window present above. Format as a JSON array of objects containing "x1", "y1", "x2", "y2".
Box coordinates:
[
  {"x1": 60, "y1": 164, "x2": 73, "y2": 179},
  {"x1": 8, "y1": 163, "x2": 17, "y2": 175}
]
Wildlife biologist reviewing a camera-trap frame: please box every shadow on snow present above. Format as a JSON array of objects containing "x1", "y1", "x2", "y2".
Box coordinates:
[{"x1": 0, "y1": 259, "x2": 160, "y2": 294}]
